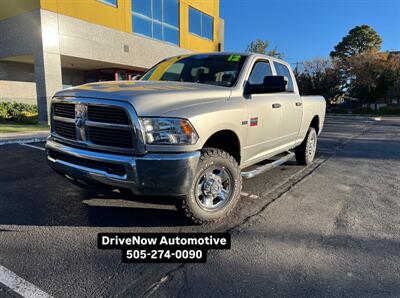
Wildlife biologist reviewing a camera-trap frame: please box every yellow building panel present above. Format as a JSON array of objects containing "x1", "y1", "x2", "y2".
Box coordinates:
[
  {"x1": 0, "y1": 0, "x2": 40, "y2": 21},
  {"x1": 180, "y1": 0, "x2": 220, "y2": 52},
  {"x1": 40, "y1": 0, "x2": 131, "y2": 32},
  {"x1": 38, "y1": 0, "x2": 220, "y2": 52}
]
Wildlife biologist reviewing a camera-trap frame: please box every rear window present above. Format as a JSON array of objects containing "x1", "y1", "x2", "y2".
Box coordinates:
[{"x1": 274, "y1": 62, "x2": 294, "y2": 92}]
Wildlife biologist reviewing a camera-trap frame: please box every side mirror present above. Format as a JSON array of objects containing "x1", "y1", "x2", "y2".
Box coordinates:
[
  {"x1": 244, "y1": 76, "x2": 287, "y2": 95},
  {"x1": 132, "y1": 75, "x2": 142, "y2": 81}
]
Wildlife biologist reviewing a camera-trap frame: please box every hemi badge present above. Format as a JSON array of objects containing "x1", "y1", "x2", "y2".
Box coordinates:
[
  {"x1": 241, "y1": 120, "x2": 248, "y2": 125},
  {"x1": 250, "y1": 117, "x2": 258, "y2": 127}
]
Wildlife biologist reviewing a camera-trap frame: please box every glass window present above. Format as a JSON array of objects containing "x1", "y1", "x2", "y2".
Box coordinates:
[
  {"x1": 132, "y1": 0, "x2": 179, "y2": 45},
  {"x1": 142, "y1": 54, "x2": 248, "y2": 87},
  {"x1": 274, "y1": 62, "x2": 294, "y2": 92},
  {"x1": 189, "y1": 7, "x2": 214, "y2": 40},
  {"x1": 132, "y1": 0, "x2": 151, "y2": 17},
  {"x1": 98, "y1": 0, "x2": 118, "y2": 7},
  {"x1": 153, "y1": 0, "x2": 162, "y2": 21},
  {"x1": 189, "y1": 7, "x2": 201, "y2": 36},
  {"x1": 132, "y1": 14, "x2": 152, "y2": 37},
  {"x1": 164, "y1": 0, "x2": 179, "y2": 27},
  {"x1": 202, "y1": 14, "x2": 213, "y2": 40},
  {"x1": 248, "y1": 61, "x2": 273, "y2": 84},
  {"x1": 164, "y1": 26, "x2": 179, "y2": 45}
]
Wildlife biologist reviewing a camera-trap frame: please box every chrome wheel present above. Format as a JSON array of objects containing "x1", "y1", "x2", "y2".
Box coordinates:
[
  {"x1": 195, "y1": 166, "x2": 233, "y2": 211},
  {"x1": 306, "y1": 131, "x2": 317, "y2": 161}
]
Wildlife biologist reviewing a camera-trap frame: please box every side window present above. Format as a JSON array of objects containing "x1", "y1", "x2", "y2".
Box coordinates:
[
  {"x1": 273, "y1": 62, "x2": 294, "y2": 92},
  {"x1": 248, "y1": 61, "x2": 272, "y2": 84}
]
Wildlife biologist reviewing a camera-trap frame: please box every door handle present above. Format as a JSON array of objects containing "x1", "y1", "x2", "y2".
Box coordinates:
[
  {"x1": 295, "y1": 102, "x2": 302, "y2": 106},
  {"x1": 272, "y1": 103, "x2": 281, "y2": 109}
]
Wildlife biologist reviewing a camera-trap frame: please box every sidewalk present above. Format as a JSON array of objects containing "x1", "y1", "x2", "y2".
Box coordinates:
[{"x1": 0, "y1": 131, "x2": 49, "y2": 145}]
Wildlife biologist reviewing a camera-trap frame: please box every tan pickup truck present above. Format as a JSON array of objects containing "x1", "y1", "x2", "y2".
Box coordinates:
[{"x1": 46, "y1": 53, "x2": 326, "y2": 224}]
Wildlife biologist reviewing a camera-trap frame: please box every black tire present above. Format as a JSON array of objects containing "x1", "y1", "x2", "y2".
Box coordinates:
[
  {"x1": 181, "y1": 148, "x2": 242, "y2": 225},
  {"x1": 295, "y1": 127, "x2": 317, "y2": 165}
]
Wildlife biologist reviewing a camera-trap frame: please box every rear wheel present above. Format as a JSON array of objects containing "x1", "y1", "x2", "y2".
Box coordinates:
[
  {"x1": 181, "y1": 148, "x2": 242, "y2": 224},
  {"x1": 295, "y1": 127, "x2": 317, "y2": 165}
]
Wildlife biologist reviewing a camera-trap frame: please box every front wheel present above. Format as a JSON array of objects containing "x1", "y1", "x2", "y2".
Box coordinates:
[
  {"x1": 181, "y1": 148, "x2": 242, "y2": 225},
  {"x1": 295, "y1": 127, "x2": 317, "y2": 165}
]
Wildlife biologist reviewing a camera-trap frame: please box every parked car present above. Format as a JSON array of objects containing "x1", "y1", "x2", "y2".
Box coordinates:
[{"x1": 46, "y1": 53, "x2": 326, "y2": 224}]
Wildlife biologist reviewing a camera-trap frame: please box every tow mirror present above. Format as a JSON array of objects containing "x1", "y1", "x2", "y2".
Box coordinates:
[{"x1": 245, "y1": 75, "x2": 287, "y2": 94}]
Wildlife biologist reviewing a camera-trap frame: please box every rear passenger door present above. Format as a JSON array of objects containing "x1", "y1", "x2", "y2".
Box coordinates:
[{"x1": 273, "y1": 61, "x2": 303, "y2": 148}]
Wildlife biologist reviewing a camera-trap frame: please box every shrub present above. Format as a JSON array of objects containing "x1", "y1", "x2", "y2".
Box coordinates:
[
  {"x1": 0, "y1": 101, "x2": 39, "y2": 123},
  {"x1": 351, "y1": 107, "x2": 378, "y2": 114},
  {"x1": 378, "y1": 106, "x2": 400, "y2": 115}
]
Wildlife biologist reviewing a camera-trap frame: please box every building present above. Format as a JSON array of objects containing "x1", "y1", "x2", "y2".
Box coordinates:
[{"x1": 0, "y1": 0, "x2": 224, "y2": 122}]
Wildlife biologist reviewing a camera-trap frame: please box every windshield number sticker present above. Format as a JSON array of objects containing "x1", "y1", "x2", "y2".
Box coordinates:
[{"x1": 227, "y1": 55, "x2": 241, "y2": 62}]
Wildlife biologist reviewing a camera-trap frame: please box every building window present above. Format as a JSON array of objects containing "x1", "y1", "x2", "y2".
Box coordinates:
[
  {"x1": 189, "y1": 7, "x2": 213, "y2": 40},
  {"x1": 132, "y1": 0, "x2": 179, "y2": 46},
  {"x1": 98, "y1": 0, "x2": 118, "y2": 7}
]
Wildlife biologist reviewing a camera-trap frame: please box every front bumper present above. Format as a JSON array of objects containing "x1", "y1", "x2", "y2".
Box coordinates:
[{"x1": 46, "y1": 138, "x2": 200, "y2": 196}]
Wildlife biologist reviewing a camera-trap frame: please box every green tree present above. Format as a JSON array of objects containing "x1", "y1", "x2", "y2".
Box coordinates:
[
  {"x1": 330, "y1": 25, "x2": 382, "y2": 60},
  {"x1": 330, "y1": 25, "x2": 382, "y2": 89},
  {"x1": 246, "y1": 39, "x2": 284, "y2": 58}
]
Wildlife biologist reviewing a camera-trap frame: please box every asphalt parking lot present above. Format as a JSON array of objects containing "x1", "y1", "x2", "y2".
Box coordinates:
[{"x1": 0, "y1": 115, "x2": 399, "y2": 297}]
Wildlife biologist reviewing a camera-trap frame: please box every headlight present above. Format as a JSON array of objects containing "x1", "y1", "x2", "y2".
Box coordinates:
[{"x1": 141, "y1": 118, "x2": 199, "y2": 145}]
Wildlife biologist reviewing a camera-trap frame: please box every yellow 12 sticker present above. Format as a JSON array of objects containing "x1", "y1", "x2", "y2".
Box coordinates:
[{"x1": 227, "y1": 54, "x2": 241, "y2": 62}]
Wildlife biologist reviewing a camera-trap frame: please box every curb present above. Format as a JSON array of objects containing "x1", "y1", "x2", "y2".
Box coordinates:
[{"x1": 0, "y1": 135, "x2": 49, "y2": 146}]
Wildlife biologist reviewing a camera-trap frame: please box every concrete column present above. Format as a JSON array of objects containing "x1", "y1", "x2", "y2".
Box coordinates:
[
  {"x1": 34, "y1": 52, "x2": 62, "y2": 123},
  {"x1": 34, "y1": 10, "x2": 62, "y2": 124}
]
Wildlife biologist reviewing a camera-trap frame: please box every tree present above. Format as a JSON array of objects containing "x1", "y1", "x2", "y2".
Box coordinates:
[
  {"x1": 346, "y1": 50, "x2": 400, "y2": 106},
  {"x1": 330, "y1": 25, "x2": 382, "y2": 89},
  {"x1": 294, "y1": 57, "x2": 341, "y2": 102},
  {"x1": 246, "y1": 39, "x2": 284, "y2": 58},
  {"x1": 330, "y1": 25, "x2": 382, "y2": 60}
]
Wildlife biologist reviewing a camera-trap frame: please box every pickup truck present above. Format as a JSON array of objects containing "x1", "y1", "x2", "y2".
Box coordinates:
[{"x1": 46, "y1": 53, "x2": 326, "y2": 224}]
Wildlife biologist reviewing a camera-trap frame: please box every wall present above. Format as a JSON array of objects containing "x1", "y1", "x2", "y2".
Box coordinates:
[
  {"x1": 0, "y1": 81, "x2": 37, "y2": 104},
  {"x1": 0, "y1": 61, "x2": 35, "y2": 82},
  {"x1": 0, "y1": 0, "x2": 40, "y2": 21}
]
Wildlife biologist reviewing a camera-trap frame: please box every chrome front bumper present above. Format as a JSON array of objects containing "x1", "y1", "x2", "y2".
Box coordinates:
[{"x1": 46, "y1": 138, "x2": 200, "y2": 196}]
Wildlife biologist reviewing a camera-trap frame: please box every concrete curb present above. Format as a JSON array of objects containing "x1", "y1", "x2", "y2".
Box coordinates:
[{"x1": 0, "y1": 132, "x2": 49, "y2": 145}]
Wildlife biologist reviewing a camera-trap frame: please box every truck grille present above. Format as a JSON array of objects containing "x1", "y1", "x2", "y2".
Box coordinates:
[
  {"x1": 88, "y1": 126, "x2": 133, "y2": 148},
  {"x1": 87, "y1": 105, "x2": 129, "y2": 124},
  {"x1": 54, "y1": 103, "x2": 75, "y2": 118},
  {"x1": 54, "y1": 120, "x2": 76, "y2": 139},
  {"x1": 52, "y1": 102, "x2": 134, "y2": 150}
]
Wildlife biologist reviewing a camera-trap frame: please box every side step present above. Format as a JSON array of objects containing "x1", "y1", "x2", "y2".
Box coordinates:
[{"x1": 241, "y1": 151, "x2": 295, "y2": 179}]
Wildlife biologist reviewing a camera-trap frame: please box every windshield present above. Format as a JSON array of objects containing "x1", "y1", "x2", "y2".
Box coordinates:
[{"x1": 141, "y1": 54, "x2": 247, "y2": 87}]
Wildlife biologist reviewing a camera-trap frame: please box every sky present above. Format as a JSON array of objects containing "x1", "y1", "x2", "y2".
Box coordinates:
[{"x1": 220, "y1": 0, "x2": 400, "y2": 65}]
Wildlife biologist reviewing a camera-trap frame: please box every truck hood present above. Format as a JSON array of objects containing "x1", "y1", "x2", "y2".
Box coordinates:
[{"x1": 54, "y1": 81, "x2": 231, "y2": 116}]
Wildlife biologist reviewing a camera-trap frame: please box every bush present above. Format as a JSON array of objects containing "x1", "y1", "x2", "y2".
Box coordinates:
[
  {"x1": 378, "y1": 107, "x2": 400, "y2": 115},
  {"x1": 0, "y1": 101, "x2": 39, "y2": 123}
]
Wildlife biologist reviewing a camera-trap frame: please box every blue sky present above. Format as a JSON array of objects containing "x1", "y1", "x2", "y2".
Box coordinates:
[{"x1": 220, "y1": 0, "x2": 400, "y2": 65}]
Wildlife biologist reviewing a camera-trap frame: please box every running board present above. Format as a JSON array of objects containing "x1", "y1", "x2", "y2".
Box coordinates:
[{"x1": 241, "y1": 151, "x2": 295, "y2": 179}]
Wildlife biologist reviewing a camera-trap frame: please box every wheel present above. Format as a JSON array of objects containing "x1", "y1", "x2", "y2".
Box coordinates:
[
  {"x1": 181, "y1": 148, "x2": 242, "y2": 224},
  {"x1": 295, "y1": 127, "x2": 317, "y2": 165}
]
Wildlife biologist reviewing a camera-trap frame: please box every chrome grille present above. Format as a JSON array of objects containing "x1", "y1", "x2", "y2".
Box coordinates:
[
  {"x1": 54, "y1": 103, "x2": 75, "y2": 118},
  {"x1": 52, "y1": 101, "x2": 135, "y2": 151}
]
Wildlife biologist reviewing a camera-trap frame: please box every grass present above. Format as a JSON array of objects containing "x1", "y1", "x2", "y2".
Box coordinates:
[{"x1": 0, "y1": 123, "x2": 49, "y2": 133}]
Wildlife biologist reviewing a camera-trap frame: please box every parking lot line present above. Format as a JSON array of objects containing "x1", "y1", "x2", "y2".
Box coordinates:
[
  {"x1": 19, "y1": 143, "x2": 46, "y2": 151},
  {"x1": 0, "y1": 265, "x2": 52, "y2": 298}
]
